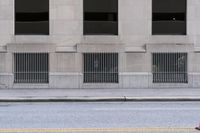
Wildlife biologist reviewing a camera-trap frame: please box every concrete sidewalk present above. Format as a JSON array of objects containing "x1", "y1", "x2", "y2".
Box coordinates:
[{"x1": 0, "y1": 88, "x2": 200, "y2": 102}]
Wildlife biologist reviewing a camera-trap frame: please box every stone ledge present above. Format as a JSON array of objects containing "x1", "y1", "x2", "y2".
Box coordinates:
[
  {"x1": 0, "y1": 46, "x2": 7, "y2": 53},
  {"x1": 7, "y1": 43, "x2": 56, "y2": 53},
  {"x1": 125, "y1": 46, "x2": 146, "y2": 53},
  {"x1": 56, "y1": 46, "x2": 77, "y2": 53},
  {"x1": 77, "y1": 43, "x2": 125, "y2": 53}
]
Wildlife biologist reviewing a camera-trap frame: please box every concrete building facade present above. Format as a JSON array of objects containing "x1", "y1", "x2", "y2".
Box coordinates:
[{"x1": 0, "y1": 0, "x2": 200, "y2": 88}]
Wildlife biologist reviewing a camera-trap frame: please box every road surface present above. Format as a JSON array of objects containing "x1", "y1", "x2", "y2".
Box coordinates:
[{"x1": 0, "y1": 102, "x2": 199, "y2": 132}]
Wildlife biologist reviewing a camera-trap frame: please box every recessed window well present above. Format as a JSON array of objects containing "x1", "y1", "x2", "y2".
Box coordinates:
[
  {"x1": 14, "y1": 53, "x2": 49, "y2": 83},
  {"x1": 84, "y1": 53, "x2": 118, "y2": 83},
  {"x1": 152, "y1": 53, "x2": 188, "y2": 83}
]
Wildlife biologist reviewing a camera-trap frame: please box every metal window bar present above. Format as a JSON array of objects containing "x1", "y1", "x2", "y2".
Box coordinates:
[
  {"x1": 152, "y1": 53, "x2": 188, "y2": 83},
  {"x1": 14, "y1": 53, "x2": 49, "y2": 83},
  {"x1": 84, "y1": 53, "x2": 118, "y2": 83}
]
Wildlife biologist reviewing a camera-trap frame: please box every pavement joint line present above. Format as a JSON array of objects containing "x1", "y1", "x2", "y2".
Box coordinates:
[{"x1": 0, "y1": 128, "x2": 196, "y2": 132}]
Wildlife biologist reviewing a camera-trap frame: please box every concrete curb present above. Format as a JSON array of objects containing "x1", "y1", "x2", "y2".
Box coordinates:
[{"x1": 0, "y1": 96, "x2": 200, "y2": 102}]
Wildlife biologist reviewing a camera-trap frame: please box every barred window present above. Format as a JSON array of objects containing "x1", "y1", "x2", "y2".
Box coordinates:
[
  {"x1": 152, "y1": 53, "x2": 188, "y2": 83},
  {"x1": 14, "y1": 53, "x2": 49, "y2": 83},
  {"x1": 84, "y1": 53, "x2": 118, "y2": 83}
]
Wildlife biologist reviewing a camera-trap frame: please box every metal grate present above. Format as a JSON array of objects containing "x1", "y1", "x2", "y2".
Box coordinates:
[
  {"x1": 152, "y1": 53, "x2": 188, "y2": 83},
  {"x1": 14, "y1": 53, "x2": 49, "y2": 83},
  {"x1": 84, "y1": 53, "x2": 118, "y2": 83}
]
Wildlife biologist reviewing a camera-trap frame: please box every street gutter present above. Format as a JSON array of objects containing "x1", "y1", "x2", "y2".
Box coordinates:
[{"x1": 0, "y1": 96, "x2": 200, "y2": 102}]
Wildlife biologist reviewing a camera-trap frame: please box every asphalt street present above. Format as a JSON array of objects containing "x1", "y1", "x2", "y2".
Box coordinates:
[{"x1": 0, "y1": 102, "x2": 200, "y2": 133}]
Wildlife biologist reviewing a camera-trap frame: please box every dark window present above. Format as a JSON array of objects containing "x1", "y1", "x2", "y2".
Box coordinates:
[
  {"x1": 15, "y1": 0, "x2": 49, "y2": 35},
  {"x1": 84, "y1": 0, "x2": 118, "y2": 35},
  {"x1": 152, "y1": 0, "x2": 186, "y2": 35},
  {"x1": 152, "y1": 53, "x2": 188, "y2": 83},
  {"x1": 14, "y1": 53, "x2": 49, "y2": 83},
  {"x1": 84, "y1": 53, "x2": 118, "y2": 83}
]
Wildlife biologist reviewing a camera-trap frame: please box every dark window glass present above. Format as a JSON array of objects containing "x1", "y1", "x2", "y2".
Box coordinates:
[
  {"x1": 152, "y1": 53, "x2": 188, "y2": 83},
  {"x1": 15, "y1": 0, "x2": 49, "y2": 35},
  {"x1": 152, "y1": 0, "x2": 186, "y2": 35},
  {"x1": 84, "y1": 0, "x2": 118, "y2": 35},
  {"x1": 84, "y1": 53, "x2": 118, "y2": 83},
  {"x1": 14, "y1": 53, "x2": 49, "y2": 83}
]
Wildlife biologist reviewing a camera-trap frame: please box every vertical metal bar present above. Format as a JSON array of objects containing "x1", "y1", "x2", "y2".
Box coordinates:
[
  {"x1": 84, "y1": 54, "x2": 86, "y2": 82},
  {"x1": 176, "y1": 53, "x2": 178, "y2": 83},
  {"x1": 154, "y1": 53, "x2": 155, "y2": 82},
  {"x1": 47, "y1": 53, "x2": 49, "y2": 83},
  {"x1": 156, "y1": 53, "x2": 157, "y2": 82},
  {"x1": 156, "y1": 53, "x2": 158, "y2": 82},
  {"x1": 111, "y1": 53, "x2": 113, "y2": 83},
  {"x1": 90, "y1": 53, "x2": 92, "y2": 83},
  {"x1": 113, "y1": 53, "x2": 114, "y2": 83},
  {"x1": 83, "y1": 54, "x2": 84, "y2": 82},
  {"x1": 113, "y1": 53, "x2": 115, "y2": 83},
  {"x1": 23, "y1": 53, "x2": 25, "y2": 83},
  {"x1": 93, "y1": 53, "x2": 95, "y2": 83},
  {"x1": 186, "y1": 53, "x2": 187, "y2": 83},
  {"x1": 85, "y1": 53, "x2": 86, "y2": 83},
  {"x1": 17, "y1": 53, "x2": 18, "y2": 83},
  {"x1": 91, "y1": 53, "x2": 93, "y2": 83},
  {"x1": 42, "y1": 53, "x2": 43, "y2": 83},
  {"x1": 26, "y1": 53, "x2": 27, "y2": 83},
  {"x1": 180, "y1": 53, "x2": 181, "y2": 83},
  {"x1": 17, "y1": 54, "x2": 19, "y2": 83},
  {"x1": 14, "y1": 53, "x2": 16, "y2": 83},
  {"x1": 102, "y1": 53, "x2": 104, "y2": 83},
  {"x1": 37, "y1": 53, "x2": 39, "y2": 83},
  {"x1": 14, "y1": 54, "x2": 15, "y2": 83},
  {"x1": 154, "y1": 53, "x2": 156, "y2": 82},
  {"x1": 35, "y1": 53, "x2": 37, "y2": 83},
  {"x1": 43, "y1": 53, "x2": 44, "y2": 83},
  {"x1": 27, "y1": 53, "x2": 29, "y2": 83},
  {"x1": 14, "y1": 54, "x2": 16, "y2": 83},
  {"x1": 24, "y1": 53, "x2": 25, "y2": 83},
  {"x1": 88, "y1": 53, "x2": 90, "y2": 83},
  {"x1": 165, "y1": 53, "x2": 167, "y2": 83},
  {"x1": 174, "y1": 53, "x2": 176, "y2": 83},
  {"x1": 178, "y1": 53, "x2": 180, "y2": 83}
]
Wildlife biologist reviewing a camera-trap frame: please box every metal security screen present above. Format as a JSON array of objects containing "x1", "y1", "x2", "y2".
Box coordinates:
[
  {"x1": 14, "y1": 53, "x2": 49, "y2": 83},
  {"x1": 84, "y1": 53, "x2": 118, "y2": 83},
  {"x1": 152, "y1": 53, "x2": 188, "y2": 83}
]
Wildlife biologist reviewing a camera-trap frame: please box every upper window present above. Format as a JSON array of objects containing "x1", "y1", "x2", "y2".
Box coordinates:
[
  {"x1": 84, "y1": 0, "x2": 118, "y2": 35},
  {"x1": 152, "y1": 0, "x2": 186, "y2": 35},
  {"x1": 15, "y1": 0, "x2": 49, "y2": 35}
]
